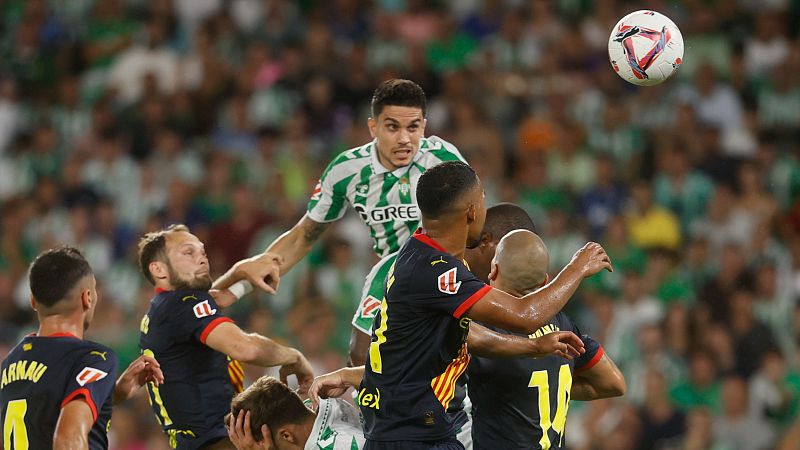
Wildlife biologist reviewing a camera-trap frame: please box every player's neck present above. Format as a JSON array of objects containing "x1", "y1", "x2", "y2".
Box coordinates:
[
  {"x1": 37, "y1": 314, "x2": 85, "y2": 339},
  {"x1": 421, "y1": 224, "x2": 467, "y2": 260}
]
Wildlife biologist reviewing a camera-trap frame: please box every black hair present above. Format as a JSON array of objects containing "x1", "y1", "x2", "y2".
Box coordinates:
[
  {"x1": 416, "y1": 161, "x2": 479, "y2": 219},
  {"x1": 483, "y1": 203, "x2": 537, "y2": 240},
  {"x1": 29, "y1": 247, "x2": 93, "y2": 308},
  {"x1": 371, "y1": 79, "x2": 427, "y2": 118}
]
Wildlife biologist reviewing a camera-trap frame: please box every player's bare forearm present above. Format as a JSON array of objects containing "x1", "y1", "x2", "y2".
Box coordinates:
[
  {"x1": 250, "y1": 334, "x2": 303, "y2": 367},
  {"x1": 348, "y1": 327, "x2": 371, "y2": 367},
  {"x1": 571, "y1": 354, "x2": 626, "y2": 401},
  {"x1": 468, "y1": 322, "x2": 536, "y2": 357},
  {"x1": 54, "y1": 400, "x2": 93, "y2": 450},
  {"x1": 212, "y1": 216, "x2": 329, "y2": 290},
  {"x1": 467, "y1": 265, "x2": 583, "y2": 334}
]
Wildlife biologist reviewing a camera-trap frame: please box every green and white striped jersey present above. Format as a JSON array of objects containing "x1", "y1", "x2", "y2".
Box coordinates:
[
  {"x1": 304, "y1": 398, "x2": 365, "y2": 450},
  {"x1": 307, "y1": 136, "x2": 466, "y2": 257}
]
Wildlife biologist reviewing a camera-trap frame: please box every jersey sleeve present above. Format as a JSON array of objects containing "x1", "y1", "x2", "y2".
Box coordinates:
[
  {"x1": 571, "y1": 323, "x2": 604, "y2": 374},
  {"x1": 61, "y1": 348, "x2": 119, "y2": 421},
  {"x1": 306, "y1": 156, "x2": 351, "y2": 223},
  {"x1": 407, "y1": 256, "x2": 491, "y2": 319},
  {"x1": 425, "y1": 135, "x2": 468, "y2": 165},
  {"x1": 170, "y1": 291, "x2": 234, "y2": 345}
]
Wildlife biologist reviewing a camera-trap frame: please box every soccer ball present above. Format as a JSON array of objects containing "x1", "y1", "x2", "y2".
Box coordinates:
[{"x1": 608, "y1": 10, "x2": 684, "y2": 86}]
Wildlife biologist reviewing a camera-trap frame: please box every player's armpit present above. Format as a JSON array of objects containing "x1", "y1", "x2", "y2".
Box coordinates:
[
  {"x1": 571, "y1": 353, "x2": 626, "y2": 401},
  {"x1": 54, "y1": 399, "x2": 94, "y2": 450}
]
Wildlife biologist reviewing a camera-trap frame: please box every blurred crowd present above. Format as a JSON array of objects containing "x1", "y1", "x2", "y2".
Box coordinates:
[{"x1": 1, "y1": 0, "x2": 800, "y2": 449}]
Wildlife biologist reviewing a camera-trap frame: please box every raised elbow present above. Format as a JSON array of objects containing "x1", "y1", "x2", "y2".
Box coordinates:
[{"x1": 611, "y1": 377, "x2": 627, "y2": 397}]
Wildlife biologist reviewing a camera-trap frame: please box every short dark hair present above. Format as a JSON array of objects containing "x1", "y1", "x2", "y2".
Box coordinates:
[
  {"x1": 29, "y1": 247, "x2": 93, "y2": 308},
  {"x1": 371, "y1": 79, "x2": 426, "y2": 117},
  {"x1": 416, "y1": 161, "x2": 479, "y2": 219},
  {"x1": 138, "y1": 224, "x2": 189, "y2": 285},
  {"x1": 483, "y1": 203, "x2": 537, "y2": 240},
  {"x1": 229, "y1": 376, "x2": 313, "y2": 441}
]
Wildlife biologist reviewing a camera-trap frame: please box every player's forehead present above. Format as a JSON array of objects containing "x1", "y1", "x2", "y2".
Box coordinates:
[
  {"x1": 378, "y1": 105, "x2": 424, "y2": 124},
  {"x1": 165, "y1": 230, "x2": 204, "y2": 251}
]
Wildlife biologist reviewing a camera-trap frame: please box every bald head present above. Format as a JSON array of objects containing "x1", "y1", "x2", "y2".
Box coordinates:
[{"x1": 490, "y1": 230, "x2": 549, "y2": 296}]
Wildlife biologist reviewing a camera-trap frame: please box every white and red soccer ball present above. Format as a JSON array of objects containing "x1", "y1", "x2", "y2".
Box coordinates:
[{"x1": 608, "y1": 10, "x2": 684, "y2": 86}]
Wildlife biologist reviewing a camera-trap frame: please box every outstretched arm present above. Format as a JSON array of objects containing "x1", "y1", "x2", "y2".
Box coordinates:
[
  {"x1": 466, "y1": 243, "x2": 612, "y2": 334},
  {"x1": 212, "y1": 215, "x2": 331, "y2": 293},
  {"x1": 571, "y1": 353, "x2": 626, "y2": 401},
  {"x1": 468, "y1": 323, "x2": 584, "y2": 359},
  {"x1": 205, "y1": 322, "x2": 314, "y2": 393}
]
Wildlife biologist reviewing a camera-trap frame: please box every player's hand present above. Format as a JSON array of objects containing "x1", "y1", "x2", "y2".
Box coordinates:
[
  {"x1": 279, "y1": 350, "x2": 314, "y2": 395},
  {"x1": 209, "y1": 288, "x2": 237, "y2": 307},
  {"x1": 113, "y1": 354, "x2": 164, "y2": 404},
  {"x1": 308, "y1": 367, "x2": 362, "y2": 410},
  {"x1": 529, "y1": 331, "x2": 585, "y2": 359},
  {"x1": 228, "y1": 409, "x2": 274, "y2": 450},
  {"x1": 568, "y1": 242, "x2": 612, "y2": 277},
  {"x1": 233, "y1": 252, "x2": 284, "y2": 295}
]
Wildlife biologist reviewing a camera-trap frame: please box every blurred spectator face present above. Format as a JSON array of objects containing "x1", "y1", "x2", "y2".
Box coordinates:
[
  {"x1": 368, "y1": 105, "x2": 425, "y2": 172},
  {"x1": 721, "y1": 377, "x2": 748, "y2": 418},
  {"x1": 621, "y1": 270, "x2": 643, "y2": 302},
  {"x1": 155, "y1": 129, "x2": 182, "y2": 158},
  {"x1": 719, "y1": 244, "x2": 745, "y2": 279},
  {"x1": 694, "y1": 64, "x2": 718, "y2": 96},
  {"x1": 33, "y1": 125, "x2": 58, "y2": 153},
  {"x1": 689, "y1": 352, "x2": 718, "y2": 387},
  {"x1": 631, "y1": 181, "x2": 653, "y2": 211},
  {"x1": 754, "y1": 264, "x2": 776, "y2": 297},
  {"x1": 686, "y1": 408, "x2": 714, "y2": 442},
  {"x1": 595, "y1": 155, "x2": 615, "y2": 186},
  {"x1": 638, "y1": 324, "x2": 663, "y2": 354},
  {"x1": 687, "y1": 237, "x2": 710, "y2": 268}
]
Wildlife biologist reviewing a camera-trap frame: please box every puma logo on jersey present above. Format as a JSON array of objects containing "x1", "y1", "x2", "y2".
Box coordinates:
[
  {"x1": 359, "y1": 296, "x2": 381, "y2": 319},
  {"x1": 438, "y1": 267, "x2": 461, "y2": 295},
  {"x1": 90, "y1": 351, "x2": 108, "y2": 361},
  {"x1": 430, "y1": 256, "x2": 447, "y2": 266},
  {"x1": 193, "y1": 300, "x2": 217, "y2": 318},
  {"x1": 76, "y1": 367, "x2": 108, "y2": 386}
]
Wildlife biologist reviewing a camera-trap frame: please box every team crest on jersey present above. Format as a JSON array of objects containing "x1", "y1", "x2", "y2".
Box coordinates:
[
  {"x1": 399, "y1": 177, "x2": 411, "y2": 196},
  {"x1": 310, "y1": 181, "x2": 322, "y2": 201},
  {"x1": 76, "y1": 367, "x2": 108, "y2": 386},
  {"x1": 356, "y1": 182, "x2": 369, "y2": 195},
  {"x1": 437, "y1": 267, "x2": 461, "y2": 295},
  {"x1": 360, "y1": 296, "x2": 381, "y2": 319},
  {"x1": 193, "y1": 300, "x2": 217, "y2": 318}
]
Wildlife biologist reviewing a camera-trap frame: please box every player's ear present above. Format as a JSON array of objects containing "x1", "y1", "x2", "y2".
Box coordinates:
[
  {"x1": 467, "y1": 203, "x2": 476, "y2": 223},
  {"x1": 149, "y1": 261, "x2": 168, "y2": 282},
  {"x1": 30, "y1": 296, "x2": 37, "y2": 312},
  {"x1": 80, "y1": 288, "x2": 93, "y2": 310},
  {"x1": 367, "y1": 117, "x2": 377, "y2": 138},
  {"x1": 488, "y1": 261, "x2": 499, "y2": 282}
]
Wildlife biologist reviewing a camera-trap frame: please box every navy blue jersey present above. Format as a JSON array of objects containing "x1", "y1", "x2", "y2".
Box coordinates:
[
  {"x1": 139, "y1": 289, "x2": 239, "y2": 449},
  {"x1": 468, "y1": 312, "x2": 604, "y2": 450},
  {"x1": 360, "y1": 230, "x2": 492, "y2": 442},
  {"x1": 0, "y1": 334, "x2": 117, "y2": 450}
]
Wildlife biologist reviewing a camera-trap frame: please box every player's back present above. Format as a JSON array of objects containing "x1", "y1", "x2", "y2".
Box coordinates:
[
  {"x1": 468, "y1": 312, "x2": 603, "y2": 450},
  {"x1": 1, "y1": 334, "x2": 117, "y2": 450},
  {"x1": 139, "y1": 289, "x2": 235, "y2": 448},
  {"x1": 360, "y1": 231, "x2": 491, "y2": 442}
]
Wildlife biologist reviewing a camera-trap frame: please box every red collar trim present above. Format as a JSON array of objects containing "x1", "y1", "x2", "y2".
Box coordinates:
[
  {"x1": 28, "y1": 332, "x2": 80, "y2": 339},
  {"x1": 412, "y1": 228, "x2": 447, "y2": 252},
  {"x1": 155, "y1": 287, "x2": 171, "y2": 294}
]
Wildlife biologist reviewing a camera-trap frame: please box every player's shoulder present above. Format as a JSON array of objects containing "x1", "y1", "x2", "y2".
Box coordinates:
[
  {"x1": 150, "y1": 289, "x2": 218, "y2": 319},
  {"x1": 419, "y1": 135, "x2": 466, "y2": 164},
  {"x1": 321, "y1": 143, "x2": 373, "y2": 178}
]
